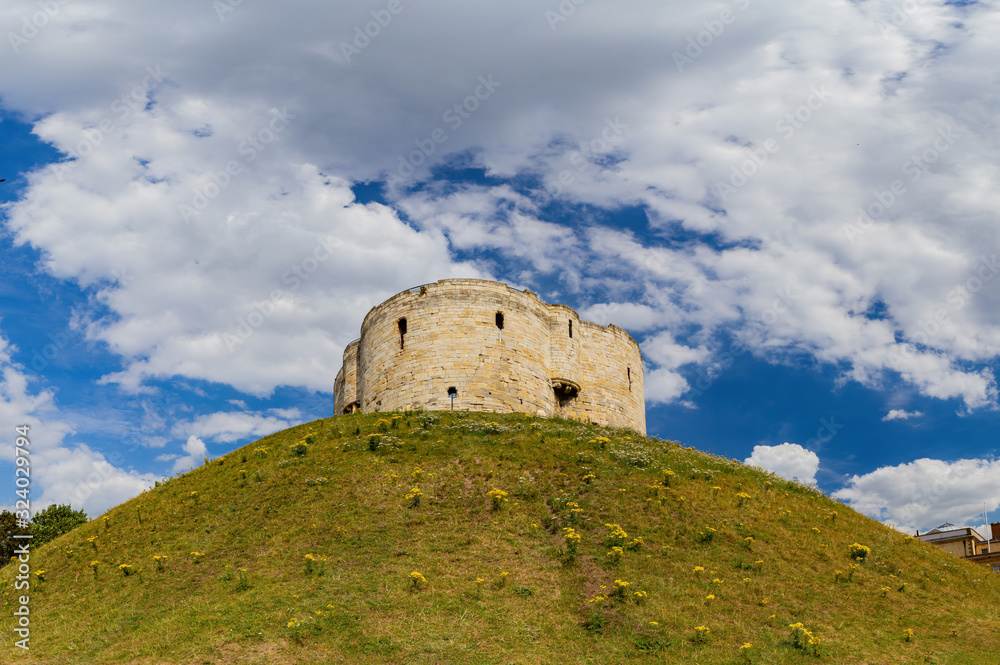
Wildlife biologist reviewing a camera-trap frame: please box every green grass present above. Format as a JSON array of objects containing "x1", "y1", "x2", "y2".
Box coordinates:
[{"x1": 3, "y1": 410, "x2": 1000, "y2": 663}]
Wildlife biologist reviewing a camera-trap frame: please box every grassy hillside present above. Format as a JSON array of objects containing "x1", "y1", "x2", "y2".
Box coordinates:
[{"x1": 3, "y1": 411, "x2": 999, "y2": 664}]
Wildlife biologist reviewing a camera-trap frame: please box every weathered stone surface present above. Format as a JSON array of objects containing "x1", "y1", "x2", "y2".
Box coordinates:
[{"x1": 334, "y1": 279, "x2": 645, "y2": 433}]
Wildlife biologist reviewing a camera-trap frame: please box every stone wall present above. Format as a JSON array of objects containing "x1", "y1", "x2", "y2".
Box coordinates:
[
  {"x1": 333, "y1": 340, "x2": 359, "y2": 413},
  {"x1": 334, "y1": 279, "x2": 645, "y2": 433}
]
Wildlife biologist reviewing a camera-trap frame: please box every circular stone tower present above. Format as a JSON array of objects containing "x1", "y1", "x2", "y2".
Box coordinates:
[{"x1": 334, "y1": 279, "x2": 645, "y2": 434}]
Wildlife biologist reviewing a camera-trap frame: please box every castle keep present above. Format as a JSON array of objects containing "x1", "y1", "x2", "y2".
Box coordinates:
[{"x1": 334, "y1": 279, "x2": 645, "y2": 433}]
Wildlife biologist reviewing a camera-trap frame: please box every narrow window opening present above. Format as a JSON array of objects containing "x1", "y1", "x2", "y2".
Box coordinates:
[
  {"x1": 398, "y1": 318, "x2": 407, "y2": 349},
  {"x1": 568, "y1": 320, "x2": 573, "y2": 338},
  {"x1": 627, "y1": 367, "x2": 632, "y2": 392},
  {"x1": 495, "y1": 312, "x2": 504, "y2": 329}
]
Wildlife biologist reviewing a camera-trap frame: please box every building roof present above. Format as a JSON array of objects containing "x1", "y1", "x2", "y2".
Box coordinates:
[
  {"x1": 924, "y1": 522, "x2": 959, "y2": 534},
  {"x1": 917, "y1": 526, "x2": 985, "y2": 544}
]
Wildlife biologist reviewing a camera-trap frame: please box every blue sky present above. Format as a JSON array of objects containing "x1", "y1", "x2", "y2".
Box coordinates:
[{"x1": 1, "y1": 0, "x2": 999, "y2": 536}]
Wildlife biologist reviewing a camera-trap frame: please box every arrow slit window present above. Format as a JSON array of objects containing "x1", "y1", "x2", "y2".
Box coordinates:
[{"x1": 398, "y1": 318, "x2": 407, "y2": 349}]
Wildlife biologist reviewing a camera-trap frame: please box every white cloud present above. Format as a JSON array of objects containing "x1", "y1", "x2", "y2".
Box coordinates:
[
  {"x1": 0, "y1": 330, "x2": 156, "y2": 517},
  {"x1": 7, "y1": 155, "x2": 481, "y2": 396},
  {"x1": 267, "y1": 407, "x2": 302, "y2": 420},
  {"x1": 644, "y1": 367, "x2": 691, "y2": 405},
  {"x1": 882, "y1": 409, "x2": 924, "y2": 422},
  {"x1": 168, "y1": 435, "x2": 208, "y2": 474},
  {"x1": 30, "y1": 444, "x2": 157, "y2": 519},
  {"x1": 174, "y1": 409, "x2": 301, "y2": 443},
  {"x1": 834, "y1": 457, "x2": 1000, "y2": 535},
  {"x1": 642, "y1": 331, "x2": 710, "y2": 368},
  {"x1": 396, "y1": 185, "x2": 585, "y2": 280},
  {"x1": 745, "y1": 443, "x2": 820, "y2": 485},
  {"x1": 639, "y1": 331, "x2": 710, "y2": 405},
  {"x1": 579, "y1": 302, "x2": 662, "y2": 332},
  {"x1": 0, "y1": 0, "x2": 999, "y2": 411}
]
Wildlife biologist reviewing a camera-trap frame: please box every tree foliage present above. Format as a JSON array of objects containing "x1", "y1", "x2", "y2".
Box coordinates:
[
  {"x1": 0, "y1": 510, "x2": 30, "y2": 567},
  {"x1": 30, "y1": 504, "x2": 89, "y2": 547}
]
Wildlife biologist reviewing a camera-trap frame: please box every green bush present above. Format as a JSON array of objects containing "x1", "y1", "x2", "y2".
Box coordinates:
[
  {"x1": 0, "y1": 511, "x2": 30, "y2": 566},
  {"x1": 30, "y1": 504, "x2": 89, "y2": 547}
]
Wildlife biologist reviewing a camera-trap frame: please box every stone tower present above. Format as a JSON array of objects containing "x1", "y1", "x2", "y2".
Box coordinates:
[{"x1": 334, "y1": 279, "x2": 645, "y2": 433}]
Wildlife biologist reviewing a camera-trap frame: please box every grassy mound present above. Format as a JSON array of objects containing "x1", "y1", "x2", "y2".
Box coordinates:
[{"x1": 3, "y1": 411, "x2": 999, "y2": 664}]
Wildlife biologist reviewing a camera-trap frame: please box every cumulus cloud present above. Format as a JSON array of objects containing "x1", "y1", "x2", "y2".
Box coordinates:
[
  {"x1": 639, "y1": 331, "x2": 710, "y2": 404},
  {"x1": 175, "y1": 409, "x2": 302, "y2": 443},
  {"x1": 0, "y1": 0, "x2": 999, "y2": 411},
  {"x1": 745, "y1": 443, "x2": 820, "y2": 485},
  {"x1": 643, "y1": 368, "x2": 691, "y2": 406},
  {"x1": 833, "y1": 457, "x2": 1000, "y2": 535},
  {"x1": 883, "y1": 409, "x2": 924, "y2": 422},
  {"x1": 159, "y1": 435, "x2": 209, "y2": 474},
  {"x1": 7, "y1": 156, "x2": 480, "y2": 396}
]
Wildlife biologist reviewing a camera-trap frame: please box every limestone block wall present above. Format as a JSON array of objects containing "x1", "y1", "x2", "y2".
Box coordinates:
[
  {"x1": 572, "y1": 322, "x2": 645, "y2": 433},
  {"x1": 548, "y1": 304, "x2": 582, "y2": 388},
  {"x1": 333, "y1": 340, "x2": 360, "y2": 413},
  {"x1": 333, "y1": 278, "x2": 645, "y2": 433}
]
